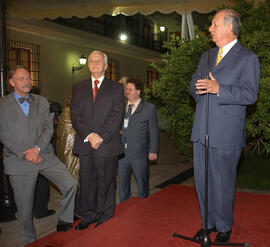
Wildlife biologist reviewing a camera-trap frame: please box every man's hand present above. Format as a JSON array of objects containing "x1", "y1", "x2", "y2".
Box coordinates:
[
  {"x1": 88, "y1": 133, "x2": 103, "y2": 150},
  {"x1": 23, "y1": 148, "x2": 43, "y2": 164},
  {"x1": 32, "y1": 155, "x2": 43, "y2": 165},
  {"x1": 148, "y1": 153, "x2": 157, "y2": 161},
  {"x1": 195, "y1": 73, "x2": 220, "y2": 95}
]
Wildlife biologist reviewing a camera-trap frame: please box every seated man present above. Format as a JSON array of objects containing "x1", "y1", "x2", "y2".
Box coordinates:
[{"x1": 0, "y1": 66, "x2": 78, "y2": 245}]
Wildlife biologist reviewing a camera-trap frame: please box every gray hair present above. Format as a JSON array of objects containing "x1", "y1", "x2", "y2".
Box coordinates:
[
  {"x1": 7, "y1": 65, "x2": 30, "y2": 93},
  {"x1": 89, "y1": 50, "x2": 108, "y2": 64},
  {"x1": 221, "y1": 9, "x2": 241, "y2": 37},
  {"x1": 8, "y1": 65, "x2": 30, "y2": 80}
]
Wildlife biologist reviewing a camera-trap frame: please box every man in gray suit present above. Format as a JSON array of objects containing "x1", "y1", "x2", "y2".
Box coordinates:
[
  {"x1": 0, "y1": 66, "x2": 78, "y2": 245},
  {"x1": 189, "y1": 9, "x2": 260, "y2": 243},
  {"x1": 118, "y1": 79, "x2": 159, "y2": 202}
]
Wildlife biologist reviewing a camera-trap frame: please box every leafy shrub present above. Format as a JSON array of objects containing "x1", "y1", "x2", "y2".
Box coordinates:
[{"x1": 152, "y1": 29, "x2": 210, "y2": 162}]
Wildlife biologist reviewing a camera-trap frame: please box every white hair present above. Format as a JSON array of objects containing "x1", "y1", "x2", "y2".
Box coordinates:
[{"x1": 89, "y1": 50, "x2": 108, "y2": 64}]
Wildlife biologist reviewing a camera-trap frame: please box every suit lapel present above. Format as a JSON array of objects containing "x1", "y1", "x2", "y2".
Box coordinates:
[
  {"x1": 132, "y1": 100, "x2": 144, "y2": 115},
  {"x1": 80, "y1": 80, "x2": 94, "y2": 114},
  {"x1": 212, "y1": 41, "x2": 242, "y2": 73},
  {"x1": 27, "y1": 94, "x2": 35, "y2": 120},
  {"x1": 129, "y1": 100, "x2": 144, "y2": 127},
  {"x1": 8, "y1": 93, "x2": 29, "y2": 119},
  {"x1": 210, "y1": 48, "x2": 219, "y2": 72},
  {"x1": 95, "y1": 78, "x2": 107, "y2": 102}
]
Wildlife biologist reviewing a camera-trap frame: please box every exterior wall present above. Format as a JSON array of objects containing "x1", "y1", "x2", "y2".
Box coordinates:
[
  {"x1": 147, "y1": 11, "x2": 212, "y2": 40},
  {"x1": 148, "y1": 12, "x2": 181, "y2": 35},
  {"x1": 7, "y1": 17, "x2": 161, "y2": 105}
]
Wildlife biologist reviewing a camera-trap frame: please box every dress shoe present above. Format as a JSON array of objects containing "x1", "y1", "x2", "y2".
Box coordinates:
[
  {"x1": 56, "y1": 220, "x2": 73, "y2": 232},
  {"x1": 215, "y1": 231, "x2": 231, "y2": 243},
  {"x1": 75, "y1": 220, "x2": 95, "y2": 230},
  {"x1": 74, "y1": 215, "x2": 80, "y2": 221},
  {"x1": 94, "y1": 221, "x2": 105, "y2": 228},
  {"x1": 35, "y1": 209, "x2": 56, "y2": 219},
  {"x1": 193, "y1": 227, "x2": 217, "y2": 241}
]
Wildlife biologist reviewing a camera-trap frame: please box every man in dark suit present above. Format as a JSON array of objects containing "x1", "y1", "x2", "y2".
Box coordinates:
[
  {"x1": 0, "y1": 66, "x2": 78, "y2": 245},
  {"x1": 70, "y1": 50, "x2": 125, "y2": 230},
  {"x1": 118, "y1": 79, "x2": 158, "y2": 202},
  {"x1": 189, "y1": 9, "x2": 260, "y2": 243}
]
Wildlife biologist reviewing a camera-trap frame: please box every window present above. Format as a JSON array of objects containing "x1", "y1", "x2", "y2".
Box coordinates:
[
  {"x1": 169, "y1": 32, "x2": 181, "y2": 40},
  {"x1": 106, "y1": 60, "x2": 119, "y2": 81},
  {"x1": 7, "y1": 40, "x2": 40, "y2": 89},
  {"x1": 147, "y1": 67, "x2": 158, "y2": 88}
]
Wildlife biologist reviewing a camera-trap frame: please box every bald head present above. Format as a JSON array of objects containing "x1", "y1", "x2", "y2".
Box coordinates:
[
  {"x1": 220, "y1": 9, "x2": 241, "y2": 37},
  {"x1": 209, "y1": 9, "x2": 241, "y2": 47}
]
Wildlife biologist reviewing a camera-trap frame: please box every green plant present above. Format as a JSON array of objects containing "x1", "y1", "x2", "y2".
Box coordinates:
[
  {"x1": 234, "y1": 0, "x2": 270, "y2": 154},
  {"x1": 152, "y1": 0, "x2": 270, "y2": 161},
  {"x1": 152, "y1": 29, "x2": 210, "y2": 162},
  {"x1": 236, "y1": 154, "x2": 270, "y2": 191}
]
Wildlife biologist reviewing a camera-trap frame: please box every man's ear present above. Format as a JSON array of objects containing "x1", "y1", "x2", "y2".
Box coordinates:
[
  {"x1": 9, "y1": 79, "x2": 14, "y2": 88},
  {"x1": 229, "y1": 23, "x2": 234, "y2": 34}
]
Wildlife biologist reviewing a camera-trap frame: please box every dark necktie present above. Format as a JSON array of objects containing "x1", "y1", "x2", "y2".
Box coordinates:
[
  {"x1": 126, "y1": 104, "x2": 134, "y2": 119},
  {"x1": 93, "y1": 80, "x2": 99, "y2": 101},
  {"x1": 123, "y1": 104, "x2": 134, "y2": 146},
  {"x1": 18, "y1": 97, "x2": 30, "y2": 104}
]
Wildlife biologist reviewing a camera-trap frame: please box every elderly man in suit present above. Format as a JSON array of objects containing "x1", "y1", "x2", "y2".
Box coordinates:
[
  {"x1": 70, "y1": 50, "x2": 124, "y2": 230},
  {"x1": 0, "y1": 66, "x2": 78, "y2": 245},
  {"x1": 118, "y1": 79, "x2": 158, "y2": 202},
  {"x1": 189, "y1": 9, "x2": 260, "y2": 243}
]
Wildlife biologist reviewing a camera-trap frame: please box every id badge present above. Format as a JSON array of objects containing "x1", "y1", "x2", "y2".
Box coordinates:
[{"x1": 124, "y1": 118, "x2": 129, "y2": 129}]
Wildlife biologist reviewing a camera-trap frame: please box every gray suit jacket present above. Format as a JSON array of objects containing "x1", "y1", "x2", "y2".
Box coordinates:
[
  {"x1": 189, "y1": 41, "x2": 260, "y2": 150},
  {"x1": 122, "y1": 100, "x2": 159, "y2": 158},
  {"x1": 0, "y1": 93, "x2": 61, "y2": 175},
  {"x1": 190, "y1": 41, "x2": 260, "y2": 149}
]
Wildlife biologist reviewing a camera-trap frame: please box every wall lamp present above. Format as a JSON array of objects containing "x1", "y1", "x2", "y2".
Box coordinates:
[
  {"x1": 160, "y1": 26, "x2": 165, "y2": 32},
  {"x1": 72, "y1": 54, "x2": 87, "y2": 73},
  {"x1": 120, "y1": 33, "x2": 127, "y2": 42}
]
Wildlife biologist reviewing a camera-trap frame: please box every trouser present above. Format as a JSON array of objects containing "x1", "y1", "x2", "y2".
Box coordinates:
[
  {"x1": 33, "y1": 174, "x2": 50, "y2": 218},
  {"x1": 9, "y1": 161, "x2": 77, "y2": 246},
  {"x1": 193, "y1": 141, "x2": 241, "y2": 232},
  {"x1": 76, "y1": 153, "x2": 118, "y2": 223},
  {"x1": 118, "y1": 156, "x2": 149, "y2": 202}
]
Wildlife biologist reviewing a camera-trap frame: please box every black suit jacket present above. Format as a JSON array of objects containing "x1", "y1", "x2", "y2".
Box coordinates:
[{"x1": 70, "y1": 78, "x2": 125, "y2": 158}]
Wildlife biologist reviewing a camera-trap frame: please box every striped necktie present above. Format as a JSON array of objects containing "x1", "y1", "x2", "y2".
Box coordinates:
[
  {"x1": 216, "y1": 48, "x2": 223, "y2": 66},
  {"x1": 126, "y1": 104, "x2": 134, "y2": 119}
]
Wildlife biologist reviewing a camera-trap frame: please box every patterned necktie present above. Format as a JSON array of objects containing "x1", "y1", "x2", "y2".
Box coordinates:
[
  {"x1": 126, "y1": 104, "x2": 134, "y2": 119},
  {"x1": 216, "y1": 47, "x2": 223, "y2": 66},
  {"x1": 93, "y1": 80, "x2": 99, "y2": 101},
  {"x1": 18, "y1": 97, "x2": 30, "y2": 104}
]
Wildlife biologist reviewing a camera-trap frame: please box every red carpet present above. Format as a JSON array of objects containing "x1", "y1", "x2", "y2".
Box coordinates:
[{"x1": 28, "y1": 185, "x2": 270, "y2": 247}]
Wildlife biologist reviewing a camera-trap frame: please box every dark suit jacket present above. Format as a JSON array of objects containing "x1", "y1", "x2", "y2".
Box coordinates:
[
  {"x1": 189, "y1": 41, "x2": 260, "y2": 150},
  {"x1": 122, "y1": 100, "x2": 159, "y2": 159},
  {"x1": 70, "y1": 78, "x2": 125, "y2": 157},
  {"x1": 0, "y1": 93, "x2": 61, "y2": 175}
]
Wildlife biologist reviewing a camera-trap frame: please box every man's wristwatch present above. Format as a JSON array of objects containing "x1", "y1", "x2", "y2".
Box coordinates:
[{"x1": 34, "y1": 145, "x2": 41, "y2": 151}]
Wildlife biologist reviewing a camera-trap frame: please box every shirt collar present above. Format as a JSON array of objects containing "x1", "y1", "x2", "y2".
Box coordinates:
[
  {"x1": 91, "y1": 75, "x2": 105, "y2": 88},
  {"x1": 221, "y1": 39, "x2": 237, "y2": 58},
  {"x1": 128, "y1": 98, "x2": 141, "y2": 108},
  {"x1": 13, "y1": 91, "x2": 30, "y2": 100}
]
